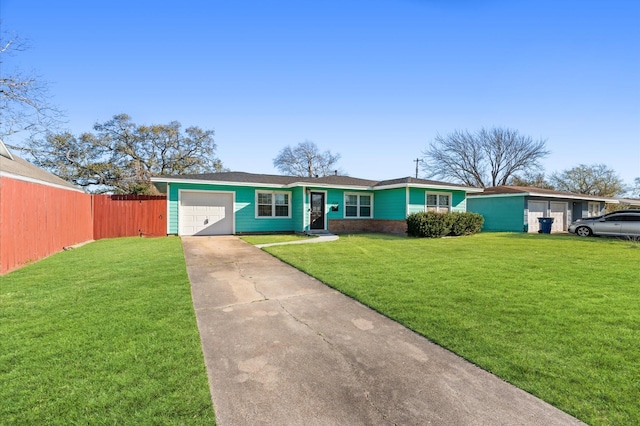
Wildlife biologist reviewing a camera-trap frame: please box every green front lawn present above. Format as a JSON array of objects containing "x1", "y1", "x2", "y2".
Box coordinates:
[
  {"x1": 0, "y1": 237, "x2": 215, "y2": 425},
  {"x1": 263, "y1": 233, "x2": 640, "y2": 425}
]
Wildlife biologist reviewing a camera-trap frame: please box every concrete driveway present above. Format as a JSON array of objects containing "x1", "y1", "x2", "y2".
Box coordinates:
[{"x1": 182, "y1": 236, "x2": 584, "y2": 426}]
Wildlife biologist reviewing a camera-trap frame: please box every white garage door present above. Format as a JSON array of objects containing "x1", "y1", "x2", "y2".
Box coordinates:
[
  {"x1": 550, "y1": 202, "x2": 568, "y2": 233},
  {"x1": 527, "y1": 201, "x2": 547, "y2": 233},
  {"x1": 179, "y1": 191, "x2": 234, "y2": 236}
]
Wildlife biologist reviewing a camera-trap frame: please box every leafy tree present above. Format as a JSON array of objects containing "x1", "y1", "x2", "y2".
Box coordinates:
[
  {"x1": 508, "y1": 172, "x2": 554, "y2": 189},
  {"x1": 0, "y1": 31, "x2": 64, "y2": 144},
  {"x1": 421, "y1": 127, "x2": 549, "y2": 188},
  {"x1": 25, "y1": 114, "x2": 223, "y2": 193},
  {"x1": 273, "y1": 140, "x2": 343, "y2": 177},
  {"x1": 549, "y1": 164, "x2": 624, "y2": 197}
]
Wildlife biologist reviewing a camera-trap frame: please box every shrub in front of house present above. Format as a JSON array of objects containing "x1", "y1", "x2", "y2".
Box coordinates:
[
  {"x1": 406, "y1": 212, "x2": 484, "y2": 238},
  {"x1": 448, "y1": 212, "x2": 484, "y2": 236}
]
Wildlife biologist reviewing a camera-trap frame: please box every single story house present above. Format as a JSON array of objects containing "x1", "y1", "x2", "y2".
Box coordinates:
[
  {"x1": 467, "y1": 186, "x2": 617, "y2": 233},
  {"x1": 617, "y1": 197, "x2": 640, "y2": 208},
  {"x1": 150, "y1": 172, "x2": 482, "y2": 236}
]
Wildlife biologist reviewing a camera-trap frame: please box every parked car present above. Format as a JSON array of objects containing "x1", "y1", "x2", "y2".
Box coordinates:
[{"x1": 569, "y1": 209, "x2": 640, "y2": 237}]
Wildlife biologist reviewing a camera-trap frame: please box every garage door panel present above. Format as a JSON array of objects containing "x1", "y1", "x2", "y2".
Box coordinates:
[
  {"x1": 527, "y1": 201, "x2": 547, "y2": 233},
  {"x1": 550, "y1": 202, "x2": 567, "y2": 232},
  {"x1": 179, "y1": 192, "x2": 234, "y2": 236}
]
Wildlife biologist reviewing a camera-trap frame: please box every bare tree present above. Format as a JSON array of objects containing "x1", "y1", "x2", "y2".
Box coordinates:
[
  {"x1": 549, "y1": 164, "x2": 624, "y2": 197},
  {"x1": 0, "y1": 30, "x2": 64, "y2": 145},
  {"x1": 421, "y1": 127, "x2": 550, "y2": 188},
  {"x1": 273, "y1": 140, "x2": 342, "y2": 177},
  {"x1": 26, "y1": 114, "x2": 223, "y2": 193},
  {"x1": 508, "y1": 172, "x2": 554, "y2": 189}
]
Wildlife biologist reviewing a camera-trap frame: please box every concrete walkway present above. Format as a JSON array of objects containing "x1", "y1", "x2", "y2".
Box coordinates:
[
  {"x1": 182, "y1": 236, "x2": 584, "y2": 426},
  {"x1": 254, "y1": 233, "x2": 339, "y2": 248}
]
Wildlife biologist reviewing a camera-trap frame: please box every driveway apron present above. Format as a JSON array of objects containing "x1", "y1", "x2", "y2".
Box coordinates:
[{"x1": 182, "y1": 236, "x2": 584, "y2": 426}]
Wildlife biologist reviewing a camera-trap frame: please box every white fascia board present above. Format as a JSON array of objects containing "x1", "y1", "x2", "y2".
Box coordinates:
[
  {"x1": 374, "y1": 183, "x2": 483, "y2": 192},
  {"x1": 0, "y1": 171, "x2": 85, "y2": 193},
  {"x1": 288, "y1": 181, "x2": 372, "y2": 191},
  {"x1": 149, "y1": 177, "x2": 375, "y2": 191},
  {"x1": 150, "y1": 177, "x2": 288, "y2": 189},
  {"x1": 467, "y1": 193, "x2": 528, "y2": 199},
  {"x1": 151, "y1": 176, "x2": 481, "y2": 193},
  {"x1": 467, "y1": 191, "x2": 617, "y2": 203}
]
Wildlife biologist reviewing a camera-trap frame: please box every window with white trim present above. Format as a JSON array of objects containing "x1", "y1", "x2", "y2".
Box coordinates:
[
  {"x1": 256, "y1": 191, "x2": 291, "y2": 218},
  {"x1": 587, "y1": 202, "x2": 600, "y2": 217},
  {"x1": 345, "y1": 193, "x2": 373, "y2": 218},
  {"x1": 426, "y1": 192, "x2": 451, "y2": 212}
]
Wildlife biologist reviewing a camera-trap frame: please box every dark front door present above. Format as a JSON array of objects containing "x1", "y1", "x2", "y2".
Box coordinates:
[{"x1": 310, "y1": 192, "x2": 325, "y2": 230}]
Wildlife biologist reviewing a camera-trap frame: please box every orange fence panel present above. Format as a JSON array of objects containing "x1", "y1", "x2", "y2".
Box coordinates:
[
  {"x1": 1, "y1": 181, "x2": 167, "y2": 274},
  {"x1": 92, "y1": 195, "x2": 167, "y2": 239},
  {"x1": 0, "y1": 178, "x2": 93, "y2": 274}
]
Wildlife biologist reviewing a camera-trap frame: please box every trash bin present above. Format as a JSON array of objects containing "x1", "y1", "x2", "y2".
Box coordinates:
[{"x1": 537, "y1": 217, "x2": 554, "y2": 234}]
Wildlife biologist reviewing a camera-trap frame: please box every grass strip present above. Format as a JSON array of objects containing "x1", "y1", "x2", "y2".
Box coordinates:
[{"x1": 0, "y1": 237, "x2": 215, "y2": 425}]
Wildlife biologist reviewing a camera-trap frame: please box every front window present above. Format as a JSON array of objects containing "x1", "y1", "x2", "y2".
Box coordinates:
[
  {"x1": 345, "y1": 193, "x2": 373, "y2": 218},
  {"x1": 256, "y1": 191, "x2": 290, "y2": 217},
  {"x1": 588, "y1": 202, "x2": 600, "y2": 217},
  {"x1": 426, "y1": 192, "x2": 451, "y2": 212}
]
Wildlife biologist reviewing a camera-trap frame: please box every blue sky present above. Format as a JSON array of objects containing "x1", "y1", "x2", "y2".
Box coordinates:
[{"x1": 2, "y1": 0, "x2": 639, "y2": 186}]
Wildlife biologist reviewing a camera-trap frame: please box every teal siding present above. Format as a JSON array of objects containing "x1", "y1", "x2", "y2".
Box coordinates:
[
  {"x1": 291, "y1": 186, "x2": 305, "y2": 232},
  {"x1": 408, "y1": 187, "x2": 426, "y2": 215},
  {"x1": 408, "y1": 187, "x2": 468, "y2": 215},
  {"x1": 467, "y1": 196, "x2": 526, "y2": 232},
  {"x1": 374, "y1": 188, "x2": 407, "y2": 220},
  {"x1": 166, "y1": 181, "x2": 473, "y2": 234},
  {"x1": 168, "y1": 182, "x2": 297, "y2": 234}
]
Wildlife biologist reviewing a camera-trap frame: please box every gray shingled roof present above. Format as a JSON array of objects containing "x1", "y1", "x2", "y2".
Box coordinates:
[
  {"x1": 153, "y1": 171, "x2": 477, "y2": 190},
  {"x1": 470, "y1": 185, "x2": 616, "y2": 201},
  {"x1": 0, "y1": 150, "x2": 81, "y2": 191},
  {"x1": 375, "y1": 176, "x2": 473, "y2": 188},
  {"x1": 174, "y1": 171, "x2": 299, "y2": 185}
]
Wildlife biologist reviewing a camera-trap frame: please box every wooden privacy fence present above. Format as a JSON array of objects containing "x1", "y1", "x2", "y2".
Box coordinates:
[
  {"x1": 0, "y1": 178, "x2": 94, "y2": 274},
  {"x1": 92, "y1": 194, "x2": 167, "y2": 239},
  {"x1": 1, "y1": 182, "x2": 167, "y2": 274}
]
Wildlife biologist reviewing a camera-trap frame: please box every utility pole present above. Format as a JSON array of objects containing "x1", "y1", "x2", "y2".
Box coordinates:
[{"x1": 414, "y1": 158, "x2": 422, "y2": 179}]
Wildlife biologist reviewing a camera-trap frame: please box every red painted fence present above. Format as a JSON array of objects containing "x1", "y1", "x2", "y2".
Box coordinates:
[
  {"x1": 0, "y1": 178, "x2": 93, "y2": 274},
  {"x1": 0, "y1": 179, "x2": 168, "y2": 274},
  {"x1": 92, "y1": 194, "x2": 167, "y2": 239}
]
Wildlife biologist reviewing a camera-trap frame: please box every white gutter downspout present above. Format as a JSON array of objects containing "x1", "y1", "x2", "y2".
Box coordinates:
[
  {"x1": 302, "y1": 185, "x2": 308, "y2": 232},
  {"x1": 406, "y1": 186, "x2": 410, "y2": 217},
  {"x1": 166, "y1": 183, "x2": 171, "y2": 235}
]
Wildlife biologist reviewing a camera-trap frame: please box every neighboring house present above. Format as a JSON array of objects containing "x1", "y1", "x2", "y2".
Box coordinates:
[
  {"x1": 0, "y1": 140, "x2": 93, "y2": 274},
  {"x1": 616, "y1": 197, "x2": 640, "y2": 209},
  {"x1": 150, "y1": 172, "x2": 482, "y2": 236},
  {"x1": 467, "y1": 186, "x2": 617, "y2": 233}
]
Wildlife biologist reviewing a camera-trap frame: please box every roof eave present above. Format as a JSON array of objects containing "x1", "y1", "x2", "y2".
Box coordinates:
[
  {"x1": 0, "y1": 170, "x2": 85, "y2": 193},
  {"x1": 467, "y1": 191, "x2": 618, "y2": 202},
  {"x1": 150, "y1": 176, "x2": 290, "y2": 188},
  {"x1": 151, "y1": 176, "x2": 485, "y2": 193}
]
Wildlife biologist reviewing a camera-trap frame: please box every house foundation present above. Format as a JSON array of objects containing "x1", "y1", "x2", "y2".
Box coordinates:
[{"x1": 328, "y1": 219, "x2": 407, "y2": 235}]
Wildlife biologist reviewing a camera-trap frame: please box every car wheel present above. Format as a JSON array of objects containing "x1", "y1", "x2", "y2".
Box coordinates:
[{"x1": 576, "y1": 226, "x2": 592, "y2": 237}]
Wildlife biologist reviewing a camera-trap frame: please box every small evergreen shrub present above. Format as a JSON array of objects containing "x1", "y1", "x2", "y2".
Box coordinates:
[
  {"x1": 406, "y1": 211, "x2": 484, "y2": 238},
  {"x1": 449, "y1": 212, "x2": 484, "y2": 236}
]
